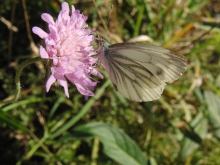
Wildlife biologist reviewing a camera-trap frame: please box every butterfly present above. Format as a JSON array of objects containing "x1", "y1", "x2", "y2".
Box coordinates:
[{"x1": 99, "y1": 39, "x2": 187, "y2": 102}]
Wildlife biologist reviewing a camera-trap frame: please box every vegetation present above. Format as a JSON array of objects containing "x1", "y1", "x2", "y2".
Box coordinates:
[{"x1": 0, "y1": 0, "x2": 220, "y2": 164}]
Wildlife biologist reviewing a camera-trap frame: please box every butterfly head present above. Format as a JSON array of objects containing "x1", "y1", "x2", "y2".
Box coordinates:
[
  {"x1": 100, "y1": 39, "x2": 110, "y2": 47},
  {"x1": 97, "y1": 37, "x2": 109, "y2": 51}
]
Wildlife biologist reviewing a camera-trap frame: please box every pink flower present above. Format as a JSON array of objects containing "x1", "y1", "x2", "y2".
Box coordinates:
[{"x1": 32, "y1": 2, "x2": 103, "y2": 99}]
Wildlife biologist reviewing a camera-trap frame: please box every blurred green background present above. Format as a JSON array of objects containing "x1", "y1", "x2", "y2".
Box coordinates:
[{"x1": 0, "y1": 0, "x2": 220, "y2": 165}]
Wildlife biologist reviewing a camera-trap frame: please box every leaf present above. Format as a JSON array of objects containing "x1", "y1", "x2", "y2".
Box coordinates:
[
  {"x1": 204, "y1": 90, "x2": 220, "y2": 139},
  {"x1": 179, "y1": 111, "x2": 208, "y2": 158},
  {"x1": 149, "y1": 157, "x2": 158, "y2": 165},
  {"x1": 0, "y1": 110, "x2": 26, "y2": 132},
  {"x1": 194, "y1": 87, "x2": 205, "y2": 104},
  {"x1": 215, "y1": 74, "x2": 220, "y2": 88},
  {"x1": 73, "y1": 122, "x2": 147, "y2": 165}
]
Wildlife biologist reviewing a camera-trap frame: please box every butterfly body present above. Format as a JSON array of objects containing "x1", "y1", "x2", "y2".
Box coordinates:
[{"x1": 99, "y1": 39, "x2": 187, "y2": 102}]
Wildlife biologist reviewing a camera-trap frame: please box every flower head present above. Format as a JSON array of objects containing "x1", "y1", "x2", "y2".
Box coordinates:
[{"x1": 32, "y1": 2, "x2": 103, "y2": 99}]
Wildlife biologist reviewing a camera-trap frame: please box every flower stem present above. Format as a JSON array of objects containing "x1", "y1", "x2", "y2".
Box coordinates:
[
  {"x1": 15, "y1": 57, "x2": 43, "y2": 101},
  {"x1": 91, "y1": 137, "x2": 100, "y2": 165},
  {"x1": 0, "y1": 57, "x2": 44, "y2": 105},
  {"x1": 49, "y1": 79, "x2": 111, "y2": 139}
]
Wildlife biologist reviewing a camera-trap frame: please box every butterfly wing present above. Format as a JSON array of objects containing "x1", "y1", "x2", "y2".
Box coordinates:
[{"x1": 100, "y1": 42, "x2": 187, "y2": 102}]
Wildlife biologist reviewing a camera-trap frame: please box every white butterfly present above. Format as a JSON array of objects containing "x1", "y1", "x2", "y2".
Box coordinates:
[{"x1": 99, "y1": 39, "x2": 187, "y2": 102}]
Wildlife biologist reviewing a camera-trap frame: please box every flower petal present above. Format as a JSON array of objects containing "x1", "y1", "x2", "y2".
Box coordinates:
[
  {"x1": 61, "y1": 2, "x2": 70, "y2": 18},
  {"x1": 41, "y1": 13, "x2": 54, "y2": 24},
  {"x1": 90, "y1": 69, "x2": 104, "y2": 79},
  {"x1": 32, "y1": 27, "x2": 48, "y2": 38},
  {"x1": 75, "y1": 83, "x2": 94, "y2": 96},
  {"x1": 39, "y1": 46, "x2": 49, "y2": 58},
  {"x1": 46, "y1": 75, "x2": 56, "y2": 92},
  {"x1": 57, "y1": 78, "x2": 69, "y2": 98}
]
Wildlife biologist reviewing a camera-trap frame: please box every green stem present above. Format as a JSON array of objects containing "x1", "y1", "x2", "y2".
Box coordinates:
[
  {"x1": 50, "y1": 79, "x2": 111, "y2": 139},
  {"x1": 24, "y1": 136, "x2": 48, "y2": 160},
  {"x1": 0, "y1": 57, "x2": 44, "y2": 105},
  {"x1": 15, "y1": 57, "x2": 43, "y2": 101},
  {"x1": 90, "y1": 137, "x2": 100, "y2": 165}
]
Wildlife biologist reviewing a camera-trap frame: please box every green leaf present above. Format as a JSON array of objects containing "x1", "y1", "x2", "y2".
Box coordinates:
[
  {"x1": 194, "y1": 87, "x2": 205, "y2": 104},
  {"x1": 73, "y1": 122, "x2": 147, "y2": 165},
  {"x1": 0, "y1": 110, "x2": 26, "y2": 132},
  {"x1": 204, "y1": 90, "x2": 220, "y2": 139},
  {"x1": 149, "y1": 157, "x2": 158, "y2": 165},
  {"x1": 179, "y1": 111, "x2": 208, "y2": 158}
]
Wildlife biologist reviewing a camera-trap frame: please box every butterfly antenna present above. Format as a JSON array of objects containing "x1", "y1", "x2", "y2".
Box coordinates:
[
  {"x1": 92, "y1": 0, "x2": 108, "y2": 31},
  {"x1": 106, "y1": 5, "x2": 114, "y2": 29},
  {"x1": 101, "y1": 5, "x2": 114, "y2": 42}
]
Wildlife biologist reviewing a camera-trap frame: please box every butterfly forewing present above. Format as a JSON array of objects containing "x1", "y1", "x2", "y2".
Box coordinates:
[{"x1": 100, "y1": 40, "x2": 187, "y2": 102}]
